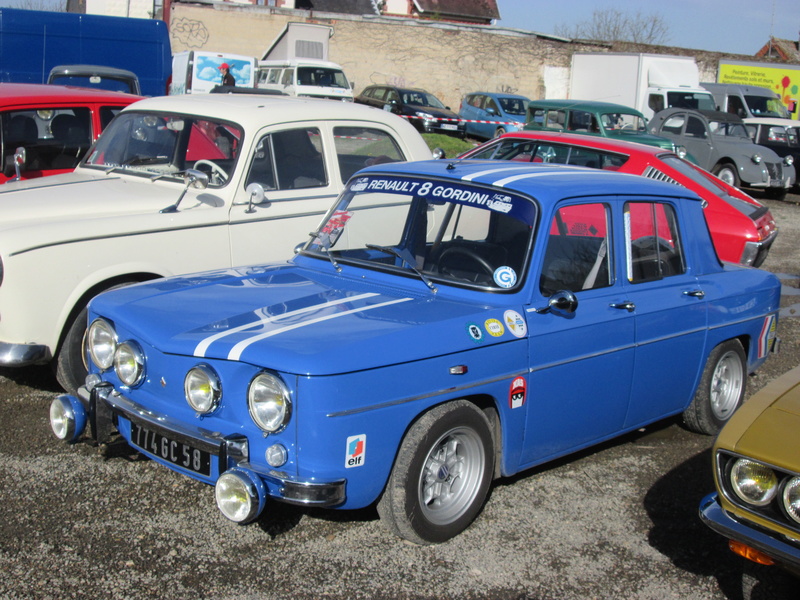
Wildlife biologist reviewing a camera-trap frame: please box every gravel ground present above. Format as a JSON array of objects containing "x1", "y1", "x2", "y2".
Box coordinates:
[{"x1": 1, "y1": 191, "x2": 799, "y2": 600}]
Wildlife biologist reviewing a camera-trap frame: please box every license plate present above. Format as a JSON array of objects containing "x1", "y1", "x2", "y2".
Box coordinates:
[
  {"x1": 129, "y1": 421, "x2": 211, "y2": 476},
  {"x1": 440, "y1": 123, "x2": 458, "y2": 130}
]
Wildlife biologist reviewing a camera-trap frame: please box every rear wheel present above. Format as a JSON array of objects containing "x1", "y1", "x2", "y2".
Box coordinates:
[
  {"x1": 683, "y1": 339, "x2": 746, "y2": 435},
  {"x1": 493, "y1": 127, "x2": 505, "y2": 138},
  {"x1": 377, "y1": 400, "x2": 494, "y2": 544},
  {"x1": 713, "y1": 162, "x2": 741, "y2": 188}
]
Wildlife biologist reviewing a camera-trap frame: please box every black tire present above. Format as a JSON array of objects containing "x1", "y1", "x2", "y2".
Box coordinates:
[
  {"x1": 493, "y1": 127, "x2": 505, "y2": 138},
  {"x1": 377, "y1": 400, "x2": 494, "y2": 544},
  {"x1": 55, "y1": 303, "x2": 89, "y2": 395},
  {"x1": 713, "y1": 162, "x2": 741, "y2": 188},
  {"x1": 683, "y1": 339, "x2": 746, "y2": 435}
]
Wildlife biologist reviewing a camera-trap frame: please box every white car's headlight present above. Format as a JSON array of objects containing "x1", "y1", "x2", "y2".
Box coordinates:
[
  {"x1": 87, "y1": 318, "x2": 117, "y2": 371},
  {"x1": 185, "y1": 364, "x2": 222, "y2": 414},
  {"x1": 248, "y1": 372, "x2": 291, "y2": 433},
  {"x1": 114, "y1": 341, "x2": 145, "y2": 387},
  {"x1": 730, "y1": 458, "x2": 779, "y2": 506}
]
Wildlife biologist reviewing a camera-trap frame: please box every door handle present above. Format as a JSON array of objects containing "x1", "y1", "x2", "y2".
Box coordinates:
[
  {"x1": 683, "y1": 290, "x2": 705, "y2": 298},
  {"x1": 610, "y1": 301, "x2": 635, "y2": 312}
]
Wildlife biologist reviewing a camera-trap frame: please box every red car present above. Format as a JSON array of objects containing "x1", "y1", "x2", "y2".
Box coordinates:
[
  {"x1": 461, "y1": 131, "x2": 777, "y2": 267},
  {"x1": 0, "y1": 83, "x2": 142, "y2": 183}
]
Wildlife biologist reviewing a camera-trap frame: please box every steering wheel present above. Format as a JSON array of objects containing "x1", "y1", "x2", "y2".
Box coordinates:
[
  {"x1": 437, "y1": 247, "x2": 494, "y2": 281},
  {"x1": 633, "y1": 236, "x2": 677, "y2": 276},
  {"x1": 194, "y1": 159, "x2": 228, "y2": 183}
]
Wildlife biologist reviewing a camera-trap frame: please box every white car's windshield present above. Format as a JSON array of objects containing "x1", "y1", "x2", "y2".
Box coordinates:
[
  {"x1": 304, "y1": 174, "x2": 536, "y2": 291},
  {"x1": 83, "y1": 111, "x2": 243, "y2": 186}
]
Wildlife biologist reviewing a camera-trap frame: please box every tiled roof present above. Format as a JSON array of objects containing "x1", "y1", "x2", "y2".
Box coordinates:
[
  {"x1": 755, "y1": 37, "x2": 800, "y2": 61},
  {"x1": 413, "y1": 0, "x2": 500, "y2": 20}
]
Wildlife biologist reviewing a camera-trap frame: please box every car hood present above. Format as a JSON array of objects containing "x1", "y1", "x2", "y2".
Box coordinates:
[
  {"x1": 91, "y1": 262, "x2": 523, "y2": 376},
  {"x1": 730, "y1": 380, "x2": 800, "y2": 467}
]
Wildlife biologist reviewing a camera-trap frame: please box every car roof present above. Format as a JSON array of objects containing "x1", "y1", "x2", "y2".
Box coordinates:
[
  {"x1": 655, "y1": 108, "x2": 744, "y2": 124},
  {"x1": 487, "y1": 130, "x2": 668, "y2": 158},
  {"x1": 466, "y1": 91, "x2": 530, "y2": 100},
  {"x1": 0, "y1": 82, "x2": 141, "y2": 104},
  {"x1": 358, "y1": 159, "x2": 701, "y2": 206},
  {"x1": 527, "y1": 99, "x2": 644, "y2": 115},
  {"x1": 123, "y1": 93, "x2": 413, "y2": 130}
]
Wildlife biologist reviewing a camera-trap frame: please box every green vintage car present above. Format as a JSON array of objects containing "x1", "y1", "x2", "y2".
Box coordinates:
[
  {"x1": 700, "y1": 363, "x2": 800, "y2": 583},
  {"x1": 524, "y1": 99, "x2": 678, "y2": 152}
]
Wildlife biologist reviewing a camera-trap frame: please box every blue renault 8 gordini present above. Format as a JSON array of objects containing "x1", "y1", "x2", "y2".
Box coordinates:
[{"x1": 50, "y1": 160, "x2": 781, "y2": 544}]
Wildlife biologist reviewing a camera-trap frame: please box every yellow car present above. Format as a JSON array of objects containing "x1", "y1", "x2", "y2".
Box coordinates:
[{"x1": 700, "y1": 364, "x2": 800, "y2": 577}]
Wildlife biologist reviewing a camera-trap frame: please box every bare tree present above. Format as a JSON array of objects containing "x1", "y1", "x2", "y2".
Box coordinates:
[{"x1": 555, "y1": 8, "x2": 670, "y2": 45}]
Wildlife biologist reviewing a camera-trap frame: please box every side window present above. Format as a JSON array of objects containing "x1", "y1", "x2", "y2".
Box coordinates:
[
  {"x1": 661, "y1": 115, "x2": 685, "y2": 135},
  {"x1": 272, "y1": 127, "x2": 326, "y2": 189},
  {"x1": 685, "y1": 116, "x2": 707, "y2": 139},
  {"x1": 727, "y1": 95, "x2": 746, "y2": 117},
  {"x1": 186, "y1": 120, "x2": 241, "y2": 186},
  {"x1": 485, "y1": 98, "x2": 499, "y2": 113},
  {"x1": 545, "y1": 110, "x2": 566, "y2": 129},
  {"x1": 625, "y1": 202, "x2": 685, "y2": 283},
  {"x1": 281, "y1": 68, "x2": 293, "y2": 86},
  {"x1": 648, "y1": 94, "x2": 665, "y2": 114},
  {"x1": 245, "y1": 134, "x2": 276, "y2": 190},
  {"x1": 333, "y1": 126, "x2": 405, "y2": 182},
  {"x1": 540, "y1": 203, "x2": 611, "y2": 295},
  {"x1": 3, "y1": 107, "x2": 92, "y2": 173},
  {"x1": 568, "y1": 110, "x2": 592, "y2": 131},
  {"x1": 267, "y1": 69, "x2": 281, "y2": 84}
]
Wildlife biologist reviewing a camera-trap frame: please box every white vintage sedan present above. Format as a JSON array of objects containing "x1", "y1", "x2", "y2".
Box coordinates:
[{"x1": 0, "y1": 93, "x2": 432, "y2": 392}]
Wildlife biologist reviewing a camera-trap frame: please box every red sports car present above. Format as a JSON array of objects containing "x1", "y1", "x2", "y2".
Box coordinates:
[
  {"x1": 0, "y1": 83, "x2": 142, "y2": 183},
  {"x1": 461, "y1": 131, "x2": 777, "y2": 267}
]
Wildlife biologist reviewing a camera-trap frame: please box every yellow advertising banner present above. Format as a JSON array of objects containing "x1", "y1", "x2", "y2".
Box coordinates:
[{"x1": 718, "y1": 62, "x2": 800, "y2": 120}]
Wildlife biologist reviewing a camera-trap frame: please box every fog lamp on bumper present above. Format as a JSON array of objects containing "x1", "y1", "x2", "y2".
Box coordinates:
[
  {"x1": 215, "y1": 467, "x2": 266, "y2": 524},
  {"x1": 49, "y1": 395, "x2": 87, "y2": 442}
]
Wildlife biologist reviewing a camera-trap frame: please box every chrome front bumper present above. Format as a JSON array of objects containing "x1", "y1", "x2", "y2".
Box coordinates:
[
  {"x1": 0, "y1": 341, "x2": 49, "y2": 366},
  {"x1": 80, "y1": 380, "x2": 346, "y2": 507}
]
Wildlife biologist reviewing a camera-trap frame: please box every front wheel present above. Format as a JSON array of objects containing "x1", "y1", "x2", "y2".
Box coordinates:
[
  {"x1": 683, "y1": 339, "x2": 746, "y2": 435},
  {"x1": 713, "y1": 162, "x2": 741, "y2": 188},
  {"x1": 377, "y1": 400, "x2": 494, "y2": 544}
]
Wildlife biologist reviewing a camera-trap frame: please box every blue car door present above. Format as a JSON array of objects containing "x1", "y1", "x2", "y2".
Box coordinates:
[
  {"x1": 619, "y1": 200, "x2": 708, "y2": 426},
  {"x1": 519, "y1": 200, "x2": 635, "y2": 468}
]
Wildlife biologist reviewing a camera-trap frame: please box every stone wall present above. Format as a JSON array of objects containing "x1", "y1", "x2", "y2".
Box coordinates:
[{"x1": 168, "y1": 3, "x2": 774, "y2": 109}]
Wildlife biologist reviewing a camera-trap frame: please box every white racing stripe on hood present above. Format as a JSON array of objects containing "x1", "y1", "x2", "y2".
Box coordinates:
[
  {"x1": 493, "y1": 168, "x2": 598, "y2": 187},
  {"x1": 459, "y1": 166, "x2": 535, "y2": 181},
  {"x1": 193, "y1": 292, "x2": 379, "y2": 357},
  {"x1": 227, "y1": 296, "x2": 413, "y2": 361}
]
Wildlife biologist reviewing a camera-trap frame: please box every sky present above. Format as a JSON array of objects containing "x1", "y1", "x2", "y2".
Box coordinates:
[{"x1": 494, "y1": 0, "x2": 799, "y2": 55}]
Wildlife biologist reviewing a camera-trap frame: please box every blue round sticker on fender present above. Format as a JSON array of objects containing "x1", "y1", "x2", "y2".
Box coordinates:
[{"x1": 493, "y1": 266, "x2": 517, "y2": 288}]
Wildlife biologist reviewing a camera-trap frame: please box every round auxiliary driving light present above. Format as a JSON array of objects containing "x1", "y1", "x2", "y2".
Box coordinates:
[
  {"x1": 730, "y1": 458, "x2": 778, "y2": 506},
  {"x1": 185, "y1": 365, "x2": 222, "y2": 414},
  {"x1": 215, "y1": 468, "x2": 266, "y2": 524},
  {"x1": 114, "y1": 341, "x2": 145, "y2": 387},
  {"x1": 49, "y1": 395, "x2": 88, "y2": 442}
]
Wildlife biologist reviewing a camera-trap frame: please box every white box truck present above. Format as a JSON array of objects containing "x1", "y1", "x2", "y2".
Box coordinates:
[
  {"x1": 170, "y1": 51, "x2": 256, "y2": 94},
  {"x1": 569, "y1": 53, "x2": 716, "y2": 120}
]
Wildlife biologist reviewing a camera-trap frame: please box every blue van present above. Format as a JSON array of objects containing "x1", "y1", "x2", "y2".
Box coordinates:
[{"x1": 0, "y1": 8, "x2": 171, "y2": 97}]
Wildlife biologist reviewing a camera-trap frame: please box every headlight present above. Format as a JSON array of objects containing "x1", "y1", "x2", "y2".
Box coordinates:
[
  {"x1": 730, "y1": 458, "x2": 779, "y2": 506},
  {"x1": 415, "y1": 111, "x2": 435, "y2": 121},
  {"x1": 785, "y1": 155, "x2": 794, "y2": 166},
  {"x1": 782, "y1": 477, "x2": 800, "y2": 524},
  {"x1": 751, "y1": 153, "x2": 762, "y2": 164},
  {"x1": 114, "y1": 341, "x2": 145, "y2": 387},
  {"x1": 248, "y1": 372, "x2": 291, "y2": 433},
  {"x1": 185, "y1": 364, "x2": 222, "y2": 414},
  {"x1": 87, "y1": 318, "x2": 117, "y2": 370},
  {"x1": 675, "y1": 145, "x2": 687, "y2": 159}
]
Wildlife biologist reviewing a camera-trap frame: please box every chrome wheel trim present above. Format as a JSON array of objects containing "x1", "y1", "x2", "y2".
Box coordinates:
[{"x1": 710, "y1": 350, "x2": 744, "y2": 420}]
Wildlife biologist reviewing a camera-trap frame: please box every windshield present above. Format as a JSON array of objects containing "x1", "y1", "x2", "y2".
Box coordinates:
[
  {"x1": 296, "y1": 67, "x2": 349, "y2": 88},
  {"x1": 744, "y1": 94, "x2": 791, "y2": 118},
  {"x1": 83, "y1": 111, "x2": 243, "y2": 186},
  {"x1": 498, "y1": 97, "x2": 528, "y2": 115},
  {"x1": 600, "y1": 112, "x2": 647, "y2": 133},
  {"x1": 667, "y1": 92, "x2": 716, "y2": 111},
  {"x1": 402, "y1": 91, "x2": 446, "y2": 109},
  {"x1": 303, "y1": 174, "x2": 536, "y2": 290}
]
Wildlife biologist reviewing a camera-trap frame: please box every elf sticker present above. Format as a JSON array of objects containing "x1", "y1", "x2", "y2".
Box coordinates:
[
  {"x1": 757, "y1": 314, "x2": 777, "y2": 359},
  {"x1": 485, "y1": 318, "x2": 505, "y2": 337},
  {"x1": 345, "y1": 434, "x2": 366, "y2": 468},
  {"x1": 504, "y1": 310, "x2": 527, "y2": 338},
  {"x1": 509, "y1": 377, "x2": 526, "y2": 409}
]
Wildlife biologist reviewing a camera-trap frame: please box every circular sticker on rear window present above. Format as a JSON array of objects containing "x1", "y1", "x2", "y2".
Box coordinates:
[{"x1": 493, "y1": 266, "x2": 517, "y2": 288}]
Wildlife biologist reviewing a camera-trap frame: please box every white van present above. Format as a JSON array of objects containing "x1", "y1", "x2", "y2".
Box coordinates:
[
  {"x1": 171, "y1": 51, "x2": 256, "y2": 95},
  {"x1": 257, "y1": 59, "x2": 353, "y2": 101}
]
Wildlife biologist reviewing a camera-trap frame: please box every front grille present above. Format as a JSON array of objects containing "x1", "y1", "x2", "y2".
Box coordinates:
[{"x1": 765, "y1": 162, "x2": 783, "y2": 180}]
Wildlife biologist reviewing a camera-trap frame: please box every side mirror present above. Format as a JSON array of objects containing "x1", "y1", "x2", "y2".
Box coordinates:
[
  {"x1": 244, "y1": 182, "x2": 269, "y2": 213},
  {"x1": 486, "y1": 107, "x2": 497, "y2": 116},
  {"x1": 536, "y1": 290, "x2": 578, "y2": 316},
  {"x1": 160, "y1": 169, "x2": 209, "y2": 213}
]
